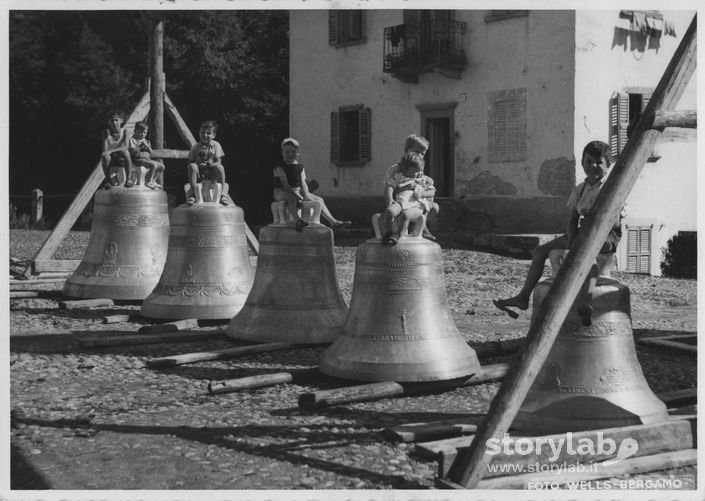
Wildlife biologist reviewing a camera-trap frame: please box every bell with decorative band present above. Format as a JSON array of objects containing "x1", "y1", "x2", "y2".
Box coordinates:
[
  {"x1": 319, "y1": 229, "x2": 481, "y2": 383},
  {"x1": 63, "y1": 185, "x2": 169, "y2": 300},
  {"x1": 226, "y1": 200, "x2": 348, "y2": 344},
  {"x1": 141, "y1": 189, "x2": 254, "y2": 320},
  {"x1": 513, "y1": 253, "x2": 668, "y2": 433}
]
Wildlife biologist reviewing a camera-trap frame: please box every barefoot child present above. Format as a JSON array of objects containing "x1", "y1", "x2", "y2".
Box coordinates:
[
  {"x1": 274, "y1": 137, "x2": 351, "y2": 232},
  {"x1": 128, "y1": 121, "x2": 165, "y2": 189},
  {"x1": 493, "y1": 140, "x2": 624, "y2": 325}
]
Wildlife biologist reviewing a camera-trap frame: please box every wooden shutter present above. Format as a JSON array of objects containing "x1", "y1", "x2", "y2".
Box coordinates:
[
  {"x1": 626, "y1": 226, "x2": 651, "y2": 274},
  {"x1": 350, "y1": 11, "x2": 362, "y2": 40},
  {"x1": 617, "y1": 92, "x2": 629, "y2": 155},
  {"x1": 609, "y1": 93, "x2": 620, "y2": 160},
  {"x1": 328, "y1": 11, "x2": 339, "y2": 45},
  {"x1": 330, "y1": 111, "x2": 340, "y2": 163},
  {"x1": 358, "y1": 108, "x2": 371, "y2": 162}
]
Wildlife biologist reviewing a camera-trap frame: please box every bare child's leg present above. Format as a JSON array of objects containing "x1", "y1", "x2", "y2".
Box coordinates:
[
  {"x1": 381, "y1": 203, "x2": 402, "y2": 245},
  {"x1": 577, "y1": 262, "x2": 599, "y2": 326},
  {"x1": 307, "y1": 193, "x2": 350, "y2": 229},
  {"x1": 187, "y1": 163, "x2": 200, "y2": 204},
  {"x1": 398, "y1": 207, "x2": 424, "y2": 236},
  {"x1": 212, "y1": 165, "x2": 230, "y2": 205},
  {"x1": 275, "y1": 190, "x2": 307, "y2": 231},
  {"x1": 494, "y1": 236, "x2": 568, "y2": 315},
  {"x1": 120, "y1": 151, "x2": 134, "y2": 187}
]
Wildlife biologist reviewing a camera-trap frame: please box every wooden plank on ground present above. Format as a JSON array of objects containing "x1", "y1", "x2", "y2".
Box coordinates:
[
  {"x1": 207, "y1": 368, "x2": 320, "y2": 394},
  {"x1": 382, "y1": 414, "x2": 485, "y2": 442},
  {"x1": 10, "y1": 291, "x2": 40, "y2": 299},
  {"x1": 474, "y1": 449, "x2": 697, "y2": 490},
  {"x1": 59, "y1": 298, "x2": 114, "y2": 310},
  {"x1": 77, "y1": 329, "x2": 225, "y2": 348},
  {"x1": 639, "y1": 336, "x2": 697, "y2": 354},
  {"x1": 382, "y1": 416, "x2": 484, "y2": 443},
  {"x1": 103, "y1": 314, "x2": 133, "y2": 324},
  {"x1": 33, "y1": 259, "x2": 80, "y2": 273},
  {"x1": 10, "y1": 277, "x2": 66, "y2": 285},
  {"x1": 138, "y1": 318, "x2": 199, "y2": 334},
  {"x1": 436, "y1": 417, "x2": 696, "y2": 479},
  {"x1": 145, "y1": 342, "x2": 291, "y2": 369},
  {"x1": 298, "y1": 363, "x2": 509, "y2": 409}
]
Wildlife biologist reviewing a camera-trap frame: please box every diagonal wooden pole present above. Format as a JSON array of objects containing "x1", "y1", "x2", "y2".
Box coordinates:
[
  {"x1": 440, "y1": 15, "x2": 697, "y2": 489},
  {"x1": 23, "y1": 92, "x2": 151, "y2": 277}
]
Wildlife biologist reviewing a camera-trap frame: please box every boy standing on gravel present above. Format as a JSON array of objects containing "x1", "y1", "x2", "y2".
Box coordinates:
[{"x1": 493, "y1": 140, "x2": 624, "y2": 326}]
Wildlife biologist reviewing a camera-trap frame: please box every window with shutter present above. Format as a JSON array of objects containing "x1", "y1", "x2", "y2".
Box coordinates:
[
  {"x1": 608, "y1": 89, "x2": 659, "y2": 162},
  {"x1": 328, "y1": 10, "x2": 365, "y2": 47},
  {"x1": 626, "y1": 225, "x2": 652, "y2": 274},
  {"x1": 330, "y1": 105, "x2": 371, "y2": 166}
]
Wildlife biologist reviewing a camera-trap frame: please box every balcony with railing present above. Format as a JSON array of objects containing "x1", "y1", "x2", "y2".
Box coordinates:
[{"x1": 383, "y1": 19, "x2": 467, "y2": 83}]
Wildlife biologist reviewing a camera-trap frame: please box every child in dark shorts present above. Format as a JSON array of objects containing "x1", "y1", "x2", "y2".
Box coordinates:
[{"x1": 493, "y1": 140, "x2": 625, "y2": 325}]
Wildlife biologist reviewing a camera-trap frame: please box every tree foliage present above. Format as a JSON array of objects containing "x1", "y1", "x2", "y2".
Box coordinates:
[{"x1": 10, "y1": 10, "x2": 289, "y2": 223}]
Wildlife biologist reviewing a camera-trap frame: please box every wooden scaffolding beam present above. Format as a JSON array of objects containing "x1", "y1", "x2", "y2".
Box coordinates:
[{"x1": 440, "y1": 14, "x2": 697, "y2": 489}]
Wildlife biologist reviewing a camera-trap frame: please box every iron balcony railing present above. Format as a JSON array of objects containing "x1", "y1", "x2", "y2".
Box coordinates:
[{"x1": 383, "y1": 19, "x2": 467, "y2": 75}]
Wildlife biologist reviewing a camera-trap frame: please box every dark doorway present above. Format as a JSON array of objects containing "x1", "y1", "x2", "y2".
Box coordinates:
[{"x1": 418, "y1": 103, "x2": 455, "y2": 198}]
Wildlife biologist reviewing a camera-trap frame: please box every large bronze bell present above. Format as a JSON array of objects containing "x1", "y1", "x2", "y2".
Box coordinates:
[
  {"x1": 63, "y1": 185, "x2": 169, "y2": 300},
  {"x1": 319, "y1": 221, "x2": 481, "y2": 382},
  {"x1": 226, "y1": 201, "x2": 348, "y2": 344},
  {"x1": 141, "y1": 192, "x2": 254, "y2": 320},
  {"x1": 513, "y1": 251, "x2": 669, "y2": 433}
]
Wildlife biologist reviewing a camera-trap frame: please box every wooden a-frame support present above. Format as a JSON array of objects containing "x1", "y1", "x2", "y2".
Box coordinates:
[
  {"x1": 22, "y1": 18, "x2": 259, "y2": 279},
  {"x1": 439, "y1": 15, "x2": 697, "y2": 489}
]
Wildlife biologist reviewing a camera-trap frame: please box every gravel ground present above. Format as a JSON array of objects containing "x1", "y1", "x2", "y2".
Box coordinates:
[{"x1": 8, "y1": 229, "x2": 698, "y2": 495}]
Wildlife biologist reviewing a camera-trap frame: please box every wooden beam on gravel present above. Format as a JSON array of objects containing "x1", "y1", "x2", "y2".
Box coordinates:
[
  {"x1": 639, "y1": 335, "x2": 697, "y2": 354},
  {"x1": 102, "y1": 314, "x2": 133, "y2": 324},
  {"x1": 76, "y1": 329, "x2": 226, "y2": 348},
  {"x1": 59, "y1": 298, "x2": 114, "y2": 310},
  {"x1": 10, "y1": 291, "x2": 40, "y2": 299},
  {"x1": 298, "y1": 363, "x2": 509, "y2": 409},
  {"x1": 382, "y1": 416, "x2": 484, "y2": 443},
  {"x1": 33, "y1": 259, "x2": 80, "y2": 273},
  {"x1": 207, "y1": 368, "x2": 321, "y2": 394},
  {"x1": 138, "y1": 318, "x2": 200, "y2": 334},
  {"x1": 434, "y1": 416, "x2": 696, "y2": 480},
  {"x1": 145, "y1": 342, "x2": 292, "y2": 369}
]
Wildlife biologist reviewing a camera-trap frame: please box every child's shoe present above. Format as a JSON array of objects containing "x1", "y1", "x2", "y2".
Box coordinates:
[
  {"x1": 577, "y1": 304, "x2": 593, "y2": 327},
  {"x1": 147, "y1": 182, "x2": 157, "y2": 190},
  {"x1": 382, "y1": 232, "x2": 399, "y2": 246},
  {"x1": 331, "y1": 220, "x2": 352, "y2": 231},
  {"x1": 220, "y1": 196, "x2": 231, "y2": 206},
  {"x1": 125, "y1": 180, "x2": 134, "y2": 188},
  {"x1": 422, "y1": 228, "x2": 437, "y2": 241},
  {"x1": 103, "y1": 182, "x2": 112, "y2": 190},
  {"x1": 186, "y1": 197, "x2": 196, "y2": 206},
  {"x1": 295, "y1": 219, "x2": 308, "y2": 232}
]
